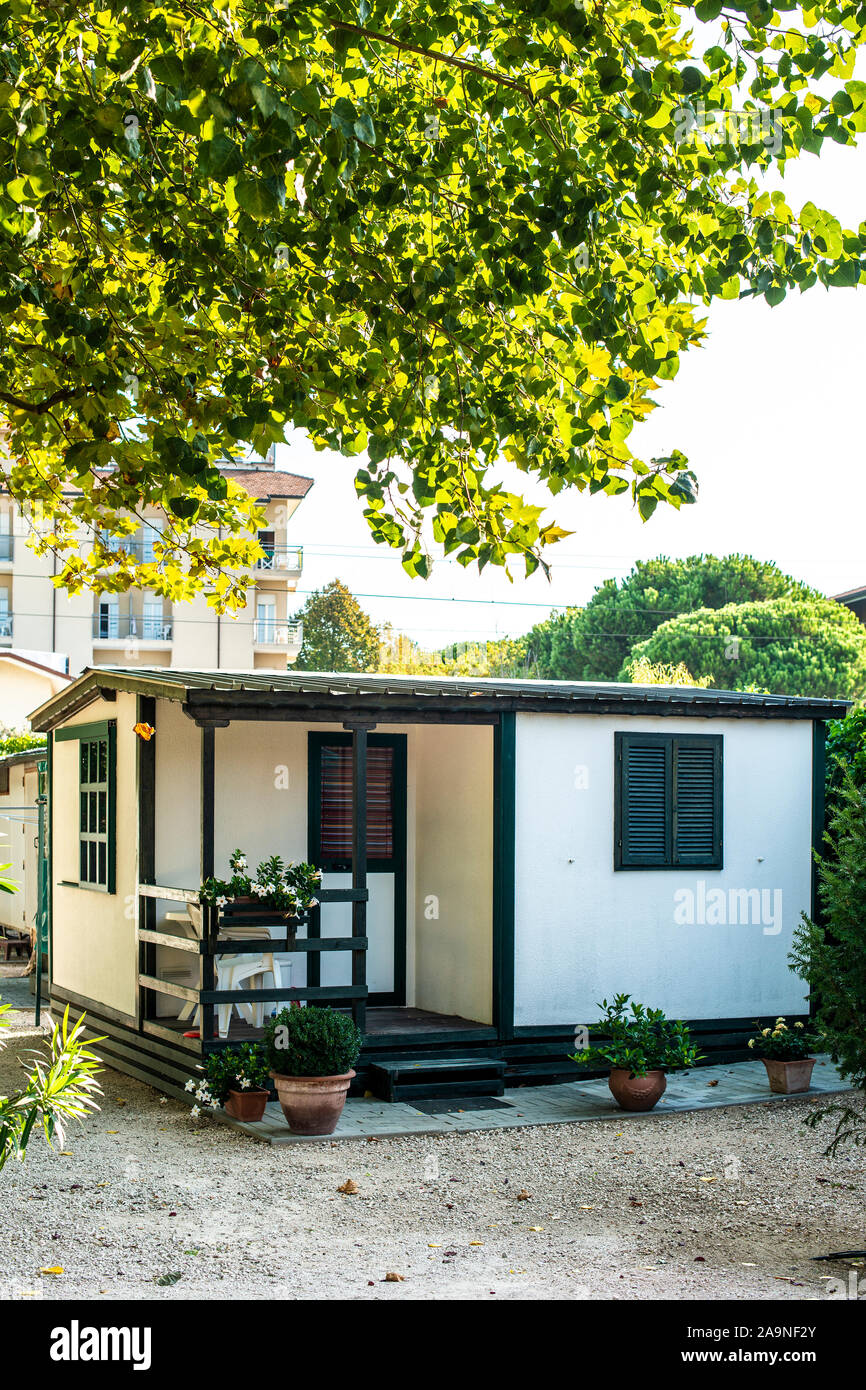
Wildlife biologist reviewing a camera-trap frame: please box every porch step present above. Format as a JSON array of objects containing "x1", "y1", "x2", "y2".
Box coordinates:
[{"x1": 367, "y1": 1054, "x2": 506, "y2": 1104}]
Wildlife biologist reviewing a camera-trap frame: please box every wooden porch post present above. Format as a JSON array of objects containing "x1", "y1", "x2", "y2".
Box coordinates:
[
  {"x1": 137, "y1": 695, "x2": 157, "y2": 1030},
  {"x1": 199, "y1": 725, "x2": 216, "y2": 1043},
  {"x1": 351, "y1": 725, "x2": 368, "y2": 1034}
]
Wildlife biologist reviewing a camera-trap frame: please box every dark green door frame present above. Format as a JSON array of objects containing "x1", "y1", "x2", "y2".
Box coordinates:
[
  {"x1": 492, "y1": 712, "x2": 516, "y2": 1041},
  {"x1": 308, "y1": 731, "x2": 407, "y2": 1007}
]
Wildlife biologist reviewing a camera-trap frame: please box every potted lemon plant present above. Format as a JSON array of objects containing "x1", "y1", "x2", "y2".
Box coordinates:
[
  {"x1": 570, "y1": 994, "x2": 701, "y2": 1111},
  {"x1": 264, "y1": 1005, "x2": 364, "y2": 1135},
  {"x1": 747, "y1": 1018, "x2": 821, "y2": 1094}
]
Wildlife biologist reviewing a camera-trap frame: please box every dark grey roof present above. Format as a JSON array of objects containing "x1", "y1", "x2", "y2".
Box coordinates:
[
  {"x1": 29, "y1": 666, "x2": 852, "y2": 730},
  {"x1": 0, "y1": 745, "x2": 46, "y2": 768}
]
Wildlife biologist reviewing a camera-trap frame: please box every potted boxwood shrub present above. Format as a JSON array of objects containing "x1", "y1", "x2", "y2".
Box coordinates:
[
  {"x1": 747, "y1": 1017, "x2": 821, "y2": 1094},
  {"x1": 186, "y1": 1043, "x2": 271, "y2": 1122},
  {"x1": 264, "y1": 1006, "x2": 364, "y2": 1135},
  {"x1": 569, "y1": 994, "x2": 701, "y2": 1112}
]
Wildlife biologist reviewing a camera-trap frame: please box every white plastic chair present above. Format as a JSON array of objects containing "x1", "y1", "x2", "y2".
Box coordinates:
[{"x1": 176, "y1": 921, "x2": 292, "y2": 1038}]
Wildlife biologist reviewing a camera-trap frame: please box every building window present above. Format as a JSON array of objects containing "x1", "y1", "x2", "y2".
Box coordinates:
[
  {"x1": 255, "y1": 596, "x2": 276, "y2": 644},
  {"x1": 614, "y1": 732, "x2": 722, "y2": 870},
  {"x1": 0, "y1": 765, "x2": 9, "y2": 795},
  {"x1": 97, "y1": 594, "x2": 119, "y2": 639},
  {"x1": 78, "y1": 729, "x2": 116, "y2": 890}
]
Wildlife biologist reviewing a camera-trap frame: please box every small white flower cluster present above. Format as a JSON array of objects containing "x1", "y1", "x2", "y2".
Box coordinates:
[{"x1": 184, "y1": 1075, "x2": 216, "y2": 1118}]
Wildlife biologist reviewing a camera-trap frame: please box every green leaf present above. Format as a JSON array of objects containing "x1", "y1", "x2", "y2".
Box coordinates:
[
  {"x1": 198, "y1": 136, "x2": 243, "y2": 180},
  {"x1": 234, "y1": 177, "x2": 279, "y2": 219}
]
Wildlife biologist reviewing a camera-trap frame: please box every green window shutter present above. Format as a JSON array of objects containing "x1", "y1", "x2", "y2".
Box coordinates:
[
  {"x1": 616, "y1": 732, "x2": 723, "y2": 871},
  {"x1": 616, "y1": 734, "x2": 671, "y2": 868},
  {"x1": 673, "y1": 736, "x2": 722, "y2": 869}
]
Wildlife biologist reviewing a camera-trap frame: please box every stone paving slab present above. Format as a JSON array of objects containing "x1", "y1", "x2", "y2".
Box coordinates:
[{"x1": 214, "y1": 1056, "x2": 853, "y2": 1145}]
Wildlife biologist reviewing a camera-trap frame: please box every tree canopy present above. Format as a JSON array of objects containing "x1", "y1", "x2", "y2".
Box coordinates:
[
  {"x1": 294, "y1": 577, "x2": 380, "y2": 670},
  {"x1": 2, "y1": 2, "x2": 866, "y2": 604},
  {"x1": 527, "y1": 553, "x2": 811, "y2": 679},
  {"x1": 628, "y1": 594, "x2": 866, "y2": 698}
]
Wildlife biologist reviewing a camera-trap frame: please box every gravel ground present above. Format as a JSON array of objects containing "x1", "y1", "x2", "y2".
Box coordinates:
[{"x1": 2, "y1": 1018, "x2": 865, "y2": 1301}]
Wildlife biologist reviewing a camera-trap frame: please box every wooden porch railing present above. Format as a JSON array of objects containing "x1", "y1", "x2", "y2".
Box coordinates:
[{"x1": 136, "y1": 884, "x2": 369, "y2": 1052}]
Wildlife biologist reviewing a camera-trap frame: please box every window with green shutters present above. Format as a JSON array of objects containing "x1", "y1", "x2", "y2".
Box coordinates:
[{"x1": 614, "y1": 732, "x2": 722, "y2": 870}]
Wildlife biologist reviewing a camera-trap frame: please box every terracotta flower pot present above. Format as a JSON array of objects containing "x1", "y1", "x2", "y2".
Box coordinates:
[
  {"x1": 761, "y1": 1057, "x2": 816, "y2": 1095},
  {"x1": 269, "y1": 1070, "x2": 355, "y2": 1135},
  {"x1": 224, "y1": 1088, "x2": 269, "y2": 1122},
  {"x1": 608, "y1": 1067, "x2": 667, "y2": 1112}
]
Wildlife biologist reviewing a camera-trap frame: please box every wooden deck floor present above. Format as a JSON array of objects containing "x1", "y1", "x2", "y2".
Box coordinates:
[{"x1": 156, "y1": 1005, "x2": 489, "y2": 1042}]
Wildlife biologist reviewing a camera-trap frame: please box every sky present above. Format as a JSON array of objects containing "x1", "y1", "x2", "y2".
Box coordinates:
[{"x1": 275, "y1": 128, "x2": 866, "y2": 650}]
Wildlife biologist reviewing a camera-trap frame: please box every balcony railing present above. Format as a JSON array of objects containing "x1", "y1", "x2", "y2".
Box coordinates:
[
  {"x1": 256, "y1": 545, "x2": 303, "y2": 573},
  {"x1": 136, "y1": 885, "x2": 368, "y2": 1052},
  {"x1": 253, "y1": 620, "x2": 303, "y2": 647},
  {"x1": 99, "y1": 535, "x2": 161, "y2": 562},
  {"x1": 0, "y1": 615, "x2": 11, "y2": 639},
  {"x1": 0, "y1": 535, "x2": 13, "y2": 562},
  {"x1": 93, "y1": 614, "x2": 173, "y2": 641}
]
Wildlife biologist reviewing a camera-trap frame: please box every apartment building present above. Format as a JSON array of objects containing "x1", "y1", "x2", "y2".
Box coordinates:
[{"x1": 0, "y1": 458, "x2": 312, "y2": 676}]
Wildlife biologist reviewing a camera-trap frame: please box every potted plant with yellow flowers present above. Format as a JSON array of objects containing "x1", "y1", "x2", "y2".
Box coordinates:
[{"x1": 747, "y1": 1018, "x2": 821, "y2": 1094}]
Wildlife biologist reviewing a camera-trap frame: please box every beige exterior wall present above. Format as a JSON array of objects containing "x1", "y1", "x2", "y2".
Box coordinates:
[
  {"x1": 0, "y1": 658, "x2": 68, "y2": 730},
  {"x1": 413, "y1": 725, "x2": 493, "y2": 1024},
  {"x1": 51, "y1": 692, "x2": 140, "y2": 1019},
  {"x1": 50, "y1": 698, "x2": 495, "y2": 1024}
]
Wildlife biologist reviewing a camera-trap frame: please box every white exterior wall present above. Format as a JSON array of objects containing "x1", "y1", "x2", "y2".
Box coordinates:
[
  {"x1": 513, "y1": 712, "x2": 814, "y2": 1027},
  {"x1": 0, "y1": 759, "x2": 39, "y2": 937}
]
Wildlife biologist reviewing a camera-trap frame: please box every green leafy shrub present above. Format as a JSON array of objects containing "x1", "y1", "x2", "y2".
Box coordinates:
[
  {"x1": 569, "y1": 994, "x2": 701, "y2": 1078},
  {"x1": 0, "y1": 730, "x2": 47, "y2": 757},
  {"x1": 0, "y1": 1005, "x2": 103, "y2": 1170},
  {"x1": 825, "y1": 706, "x2": 866, "y2": 826},
  {"x1": 791, "y1": 777, "x2": 866, "y2": 1153},
  {"x1": 747, "y1": 1018, "x2": 821, "y2": 1061},
  {"x1": 264, "y1": 1006, "x2": 364, "y2": 1078}
]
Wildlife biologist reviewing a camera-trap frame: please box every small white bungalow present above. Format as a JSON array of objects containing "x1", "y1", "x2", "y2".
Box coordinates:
[{"x1": 28, "y1": 668, "x2": 844, "y2": 1100}]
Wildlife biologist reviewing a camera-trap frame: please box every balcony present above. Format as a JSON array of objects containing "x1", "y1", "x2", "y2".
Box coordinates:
[
  {"x1": 253, "y1": 619, "x2": 303, "y2": 650},
  {"x1": 0, "y1": 614, "x2": 11, "y2": 643},
  {"x1": 255, "y1": 545, "x2": 303, "y2": 577},
  {"x1": 0, "y1": 535, "x2": 13, "y2": 563},
  {"x1": 92, "y1": 614, "x2": 173, "y2": 642}
]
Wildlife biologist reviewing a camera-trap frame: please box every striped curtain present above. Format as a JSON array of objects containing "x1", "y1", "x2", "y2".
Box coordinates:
[{"x1": 319, "y1": 745, "x2": 394, "y2": 862}]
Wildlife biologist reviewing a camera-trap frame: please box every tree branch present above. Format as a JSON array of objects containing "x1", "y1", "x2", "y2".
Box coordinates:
[{"x1": 0, "y1": 387, "x2": 82, "y2": 416}]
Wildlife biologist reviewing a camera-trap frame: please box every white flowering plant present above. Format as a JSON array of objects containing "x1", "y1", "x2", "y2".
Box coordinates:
[
  {"x1": 747, "y1": 1018, "x2": 821, "y2": 1061},
  {"x1": 186, "y1": 1044, "x2": 270, "y2": 1113},
  {"x1": 199, "y1": 848, "x2": 321, "y2": 914}
]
